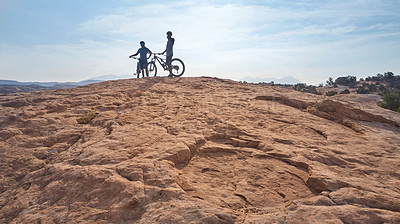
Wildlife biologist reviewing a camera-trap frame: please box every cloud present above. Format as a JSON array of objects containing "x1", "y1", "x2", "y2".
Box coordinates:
[
  {"x1": 1, "y1": 0, "x2": 399, "y2": 83},
  {"x1": 0, "y1": 40, "x2": 134, "y2": 82}
]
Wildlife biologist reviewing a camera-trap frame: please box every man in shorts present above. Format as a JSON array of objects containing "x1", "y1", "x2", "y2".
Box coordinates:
[
  {"x1": 129, "y1": 41, "x2": 152, "y2": 77},
  {"x1": 161, "y1": 31, "x2": 175, "y2": 76}
]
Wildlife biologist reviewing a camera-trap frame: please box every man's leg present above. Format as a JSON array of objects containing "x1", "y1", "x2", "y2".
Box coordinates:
[
  {"x1": 143, "y1": 61, "x2": 149, "y2": 77},
  {"x1": 167, "y1": 55, "x2": 173, "y2": 76}
]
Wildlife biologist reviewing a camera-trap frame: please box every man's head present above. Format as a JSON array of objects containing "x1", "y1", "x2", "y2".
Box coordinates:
[
  {"x1": 140, "y1": 41, "x2": 145, "y2": 47},
  {"x1": 166, "y1": 31, "x2": 172, "y2": 37}
]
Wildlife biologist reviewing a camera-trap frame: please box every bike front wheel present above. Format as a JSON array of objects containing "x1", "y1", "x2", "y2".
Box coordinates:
[
  {"x1": 136, "y1": 62, "x2": 141, "y2": 78},
  {"x1": 148, "y1": 62, "x2": 157, "y2": 76},
  {"x1": 170, "y1": 58, "x2": 185, "y2": 77}
]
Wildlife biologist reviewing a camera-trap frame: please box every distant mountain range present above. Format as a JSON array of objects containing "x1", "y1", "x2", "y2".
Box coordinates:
[
  {"x1": 0, "y1": 74, "x2": 133, "y2": 87},
  {"x1": 0, "y1": 74, "x2": 133, "y2": 94},
  {"x1": 241, "y1": 76, "x2": 301, "y2": 84},
  {"x1": 0, "y1": 79, "x2": 101, "y2": 87}
]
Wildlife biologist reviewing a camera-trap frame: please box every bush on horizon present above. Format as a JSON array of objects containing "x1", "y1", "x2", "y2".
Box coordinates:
[
  {"x1": 335, "y1": 75, "x2": 357, "y2": 87},
  {"x1": 293, "y1": 83, "x2": 321, "y2": 95}
]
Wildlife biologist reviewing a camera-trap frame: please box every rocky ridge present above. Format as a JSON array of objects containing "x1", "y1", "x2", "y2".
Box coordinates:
[{"x1": 0, "y1": 77, "x2": 399, "y2": 223}]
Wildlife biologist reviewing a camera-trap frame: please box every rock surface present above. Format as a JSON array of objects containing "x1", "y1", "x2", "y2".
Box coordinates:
[{"x1": 1, "y1": 77, "x2": 399, "y2": 223}]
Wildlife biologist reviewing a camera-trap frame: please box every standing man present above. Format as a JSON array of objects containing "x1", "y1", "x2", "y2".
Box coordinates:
[
  {"x1": 130, "y1": 41, "x2": 152, "y2": 77},
  {"x1": 161, "y1": 31, "x2": 175, "y2": 76}
]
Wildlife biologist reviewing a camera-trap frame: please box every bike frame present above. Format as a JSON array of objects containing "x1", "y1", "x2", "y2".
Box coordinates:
[{"x1": 150, "y1": 54, "x2": 170, "y2": 71}]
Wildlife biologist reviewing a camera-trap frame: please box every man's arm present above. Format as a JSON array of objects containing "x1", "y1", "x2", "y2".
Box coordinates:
[
  {"x1": 161, "y1": 40, "x2": 168, "y2": 54},
  {"x1": 161, "y1": 38, "x2": 174, "y2": 55},
  {"x1": 129, "y1": 49, "x2": 140, "y2": 57}
]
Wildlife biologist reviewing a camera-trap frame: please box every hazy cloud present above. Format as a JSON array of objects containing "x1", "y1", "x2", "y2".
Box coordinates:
[{"x1": 1, "y1": 0, "x2": 399, "y2": 83}]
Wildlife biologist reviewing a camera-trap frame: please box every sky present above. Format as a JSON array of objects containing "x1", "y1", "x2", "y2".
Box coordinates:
[{"x1": 0, "y1": 0, "x2": 399, "y2": 84}]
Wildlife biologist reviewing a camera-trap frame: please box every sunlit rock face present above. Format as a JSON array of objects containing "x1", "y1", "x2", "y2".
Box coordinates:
[{"x1": 1, "y1": 77, "x2": 399, "y2": 223}]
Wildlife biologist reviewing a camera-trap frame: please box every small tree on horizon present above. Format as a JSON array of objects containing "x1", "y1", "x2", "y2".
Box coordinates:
[{"x1": 326, "y1": 77, "x2": 334, "y2": 86}]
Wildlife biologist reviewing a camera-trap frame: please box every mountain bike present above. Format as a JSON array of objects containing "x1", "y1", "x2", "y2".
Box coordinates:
[
  {"x1": 147, "y1": 54, "x2": 185, "y2": 77},
  {"x1": 129, "y1": 56, "x2": 150, "y2": 78}
]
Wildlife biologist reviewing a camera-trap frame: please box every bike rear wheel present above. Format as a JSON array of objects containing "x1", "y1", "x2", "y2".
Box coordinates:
[
  {"x1": 170, "y1": 58, "x2": 185, "y2": 77},
  {"x1": 148, "y1": 62, "x2": 157, "y2": 76}
]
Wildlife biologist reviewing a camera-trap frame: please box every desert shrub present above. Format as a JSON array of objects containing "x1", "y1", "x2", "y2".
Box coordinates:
[
  {"x1": 368, "y1": 84, "x2": 377, "y2": 92},
  {"x1": 384, "y1": 72, "x2": 395, "y2": 81},
  {"x1": 379, "y1": 85, "x2": 387, "y2": 93},
  {"x1": 340, "y1": 89, "x2": 350, "y2": 94},
  {"x1": 77, "y1": 111, "x2": 98, "y2": 124},
  {"x1": 378, "y1": 92, "x2": 400, "y2": 112},
  {"x1": 293, "y1": 83, "x2": 321, "y2": 95},
  {"x1": 335, "y1": 75, "x2": 357, "y2": 87},
  {"x1": 386, "y1": 75, "x2": 400, "y2": 90},
  {"x1": 326, "y1": 90, "x2": 338, "y2": 96},
  {"x1": 293, "y1": 83, "x2": 306, "y2": 91},
  {"x1": 364, "y1": 72, "x2": 400, "y2": 92},
  {"x1": 356, "y1": 83, "x2": 377, "y2": 94},
  {"x1": 356, "y1": 87, "x2": 369, "y2": 94}
]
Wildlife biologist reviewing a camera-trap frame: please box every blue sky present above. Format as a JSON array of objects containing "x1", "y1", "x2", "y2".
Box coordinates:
[{"x1": 0, "y1": 0, "x2": 399, "y2": 84}]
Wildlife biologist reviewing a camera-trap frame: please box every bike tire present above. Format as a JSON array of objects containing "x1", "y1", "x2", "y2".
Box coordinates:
[
  {"x1": 148, "y1": 62, "x2": 157, "y2": 76},
  {"x1": 170, "y1": 58, "x2": 185, "y2": 77}
]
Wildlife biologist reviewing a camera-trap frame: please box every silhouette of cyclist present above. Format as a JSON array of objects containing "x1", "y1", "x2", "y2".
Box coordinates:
[
  {"x1": 129, "y1": 41, "x2": 152, "y2": 77},
  {"x1": 161, "y1": 31, "x2": 175, "y2": 76}
]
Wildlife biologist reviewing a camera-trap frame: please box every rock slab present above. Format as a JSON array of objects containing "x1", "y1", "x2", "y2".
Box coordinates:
[{"x1": 1, "y1": 77, "x2": 400, "y2": 223}]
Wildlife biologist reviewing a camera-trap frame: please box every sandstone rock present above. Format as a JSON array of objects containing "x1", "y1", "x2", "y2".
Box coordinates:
[{"x1": 1, "y1": 77, "x2": 399, "y2": 223}]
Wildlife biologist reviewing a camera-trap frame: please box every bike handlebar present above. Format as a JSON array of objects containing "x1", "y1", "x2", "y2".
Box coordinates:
[
  {"x1": 129, "y1": 53, "x2": 153, "y2": 59},
  {"x1": 130, "y1": 53, "x2": 165, "y2": 60}
]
